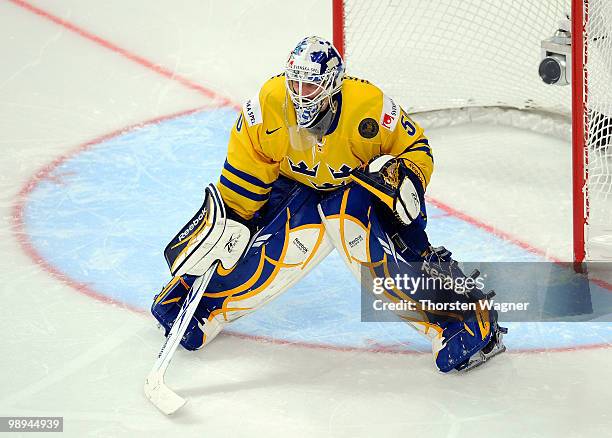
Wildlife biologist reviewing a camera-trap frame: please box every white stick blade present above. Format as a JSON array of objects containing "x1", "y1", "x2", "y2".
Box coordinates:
[{"x1": 144, "y1": 373, "x2": 186, "y2": 415}]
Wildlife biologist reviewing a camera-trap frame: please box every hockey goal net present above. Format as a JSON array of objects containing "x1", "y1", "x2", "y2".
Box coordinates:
[{"x1": 333, "y1": 0, "x2": 612, "y2": 263}]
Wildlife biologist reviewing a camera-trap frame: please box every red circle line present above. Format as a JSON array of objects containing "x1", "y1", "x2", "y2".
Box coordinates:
[{"x1": 11, "y1": 107, "x2": 612, "y2": 355}]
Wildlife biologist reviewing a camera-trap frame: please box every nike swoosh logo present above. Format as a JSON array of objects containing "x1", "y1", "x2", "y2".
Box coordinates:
[{"x1": 265, "y1": 127, "x2": 281, "y2": 135}]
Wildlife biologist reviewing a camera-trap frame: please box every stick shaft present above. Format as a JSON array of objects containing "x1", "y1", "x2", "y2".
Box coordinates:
[
  {"x1": 153, "y1": 262, "x2": 218, "y2": 374},
  {"x1": 144, "y1": 263, "x2": 218, "y2": 415}
]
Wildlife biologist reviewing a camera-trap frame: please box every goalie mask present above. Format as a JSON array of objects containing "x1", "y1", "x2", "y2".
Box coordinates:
[{"x1": 285, "y1": 36, "x2": 345, "y2": 133}]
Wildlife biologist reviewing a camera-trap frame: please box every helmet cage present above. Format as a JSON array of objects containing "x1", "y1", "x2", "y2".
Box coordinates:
[
  {"x1": 286, "y1": 70, "x2": 340, "y2": 128},
  {"x1": 284, "y1": 36, "x2": 344, "y2": 128}
]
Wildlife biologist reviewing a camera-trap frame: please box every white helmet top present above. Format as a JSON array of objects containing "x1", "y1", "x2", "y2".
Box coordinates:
[{"x1": 285, "y1": 36, "x2": 345, "y2": 129}]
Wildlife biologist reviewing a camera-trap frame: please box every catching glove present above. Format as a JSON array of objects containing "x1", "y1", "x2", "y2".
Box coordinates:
[{"x1": 351, "y1": 154, "x2": 423, "y2": 225}]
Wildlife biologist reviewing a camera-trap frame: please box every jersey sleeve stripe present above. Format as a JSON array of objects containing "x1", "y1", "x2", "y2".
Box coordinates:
[
  {"x1": 219, "y1": 175, "x2": 270, "y2": 202},
  {"x1": 411, "y1": 138, "x2": 430, "y2": 146},
  {"x1": 400, "y1": 138, "x2": 429, "y2": 151},
  {"x1": 221, "y1": 168, "x2": 271, "y2": 196},
  {"x1": 402, "y1": 146, "x2": 434, "y2": 160},
  {"x1": 224, "y1": 160, "x2": 274, "y2": 189},
  {"x1": 400, "y1": 139, "x2": 434, "y2": 160}
]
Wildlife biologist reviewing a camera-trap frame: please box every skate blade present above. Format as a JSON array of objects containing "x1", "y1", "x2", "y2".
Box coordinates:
[{"x1": 458, "y1": 344, "x2": 507, "y2": 373}]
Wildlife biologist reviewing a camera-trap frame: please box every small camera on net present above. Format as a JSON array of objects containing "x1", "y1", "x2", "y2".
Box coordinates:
[{"x1": 539, "y1": 18, "x2": 572, "y2": 86}]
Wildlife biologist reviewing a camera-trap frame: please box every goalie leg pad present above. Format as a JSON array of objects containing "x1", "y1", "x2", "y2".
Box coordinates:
[
  {"x1": 432, "y1": 310, "x2": 502, "y2": 373},
  {"x1": 151, "y1": 274, "x2": 196, "y2": 338},
  {"x1": 421, "y1": 246, "x2": 507, "y2": 372},
  {"x1": 319, "y1": 183, "x2": 506, "y2": 372},
  {"x1": 436, "y1": 317, "x2": 508, "y2": 372},
  {"x1": 318, "y1": 183, "x2": 429, "y2": 280},
  {"x1": 150, "y1": 273, "x2": 223, "y2": 351},
  {"x1": 188, "y1": 181, "x2": 332, "y2": 350},
  {"x1": 153, "y1": 178, "x2": 333, "y2": 351}
]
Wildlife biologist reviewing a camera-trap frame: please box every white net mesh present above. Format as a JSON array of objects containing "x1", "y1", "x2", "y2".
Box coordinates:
[
  {"x1": 341, "y1": 0, "x2": 612, "y2": 260},
  {"x1": 344, "y1": 0, "x2": 571, "y2": 114}
]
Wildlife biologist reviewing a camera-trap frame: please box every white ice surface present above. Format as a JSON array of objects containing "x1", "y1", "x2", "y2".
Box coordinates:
[{"x1": 0, "y1": 1, "x2": 611, "y2": 437}]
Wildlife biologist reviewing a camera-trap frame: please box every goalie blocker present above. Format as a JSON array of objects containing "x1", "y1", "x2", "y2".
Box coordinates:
[{"x1": 151, "y1": 174, "x2": 506, "y2": 373}]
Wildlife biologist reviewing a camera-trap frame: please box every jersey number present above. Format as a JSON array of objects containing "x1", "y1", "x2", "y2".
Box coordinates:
[{"x1": 400, "y1": 112, "x2": 416, "y2": 136}]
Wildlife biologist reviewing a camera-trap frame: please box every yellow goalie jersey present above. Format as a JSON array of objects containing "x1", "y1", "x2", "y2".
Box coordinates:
[{"x1": 218, "y1": 74, "x2": 434, "y2": 220}]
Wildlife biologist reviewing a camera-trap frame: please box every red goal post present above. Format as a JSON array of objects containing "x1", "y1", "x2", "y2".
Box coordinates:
[
  {"x1": 333, "y1": 0, "x2": 611, "y2": 264},
  {"x1": 571, "y1": 0, "x2": 587, "y2": 264}
]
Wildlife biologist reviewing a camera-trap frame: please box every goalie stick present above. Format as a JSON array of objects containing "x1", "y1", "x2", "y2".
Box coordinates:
[
  {"x1": 144, "y1": 261, "x2": 218, "y2": 415},
  {"x1": 144, "y1": 183, "x2": 250, "y2": 414}
]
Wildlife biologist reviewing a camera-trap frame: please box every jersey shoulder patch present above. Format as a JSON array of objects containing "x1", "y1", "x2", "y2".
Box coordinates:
[
  {"x1": 243, "y1": 94, "x2": 263, "y2": 127},
  {"x1": 379, "y1": 94, "x2": 400, "y2": 131}
]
